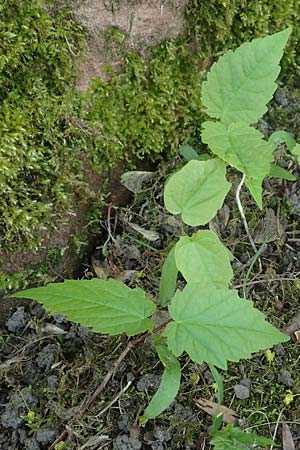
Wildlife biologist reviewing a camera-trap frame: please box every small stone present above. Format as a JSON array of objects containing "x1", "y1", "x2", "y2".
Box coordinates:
[
  {"x1": 275, "y1": 89, "x2": 289, "y2": 106},
  {"x1": 151, "y1": 443, "x2": 164, "y2": 450},
  {"x1": 18, "y1": 428, "x2": 27, "y2": 444},
  {"x1": 37, "y1": 344, "x2": 58, "y2": 370},
  {"x1": 24, "y1": 437, "x2": 41, "y2": 450},
  {"x1": 127, "y1": 372, "x2": 135, "y2": 383},
  {"x1": 118, "y1": 414, "x2": 130, "y2": 432},
  {"x1": 136, "y1": 374, "x2": 159, "y2": 393},
  {"x1": 47, "y1": 375, "x2": 59, "y2": 389},
  {"x1": 278, "y1": 370, "x2": 294, "y2": 387},
  {"x1": 274, "y1": 344, "x2": 285, "y2": 357},
  {"x1": 257, "y1": 119, "x2": 270, "y2": 137},
  {"x1": 1, "y1": 388, "x2": 38, "y2": 430},
  {"x1": 6, "y1": 307, "x2": 28, "y2": 332},
  {"x1": 115, "y1": 435, "x2": 142, "y2": 450},
  {"x1": 173, "y1": 402, "x2": 193, "y2": 419},
  {"x1": 234, "y1": 383, "x2": 250, "y2": 400},
  {"x1": 240, "y1": 378, "x2": 251, "y2": 389},
  {"x1": 35, "y1": 427, "x2": 59, "y2": 445},
  {"x1": 153, "y1": 427, "x2": 171, "y2": 442}
]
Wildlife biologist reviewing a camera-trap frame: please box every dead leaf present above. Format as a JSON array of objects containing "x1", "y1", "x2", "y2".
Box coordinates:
[
  {"x1": 114, "y1": 269, "x2": 137, "y2": 282},
  {"x1": 41, "y1": 324, "x2": 67, "y2": 335},
  {"x1": 254, "y1": 208, "x2": 285, "y2": 243},
  {"x1": 209, "y1": 205, "x2": 230, "y2": 235},
  {"x1": 292, "y1": 330, "x2": 300, "y2": 342},
  {"x1": 194, "y1": 398, "x2": 239, "y2": 425},
  {"x1": 121, "y1": 171, "x2": 154, "y2": 193},
  {"x1": 128, "y1": 222, "x2": 160, "y2": 242},
  {"x1": 282, "y1": 422, "x2": 295, "y2": 450},
  {"x1": 284, "y1": 309, "x2": 300, "y2": 338},
  {"x1": 77, "y1": 435, "x2": 110, "y2": 450},
  {"x1": 91, "y1": 255, "x2": 111, "y2": 280}
]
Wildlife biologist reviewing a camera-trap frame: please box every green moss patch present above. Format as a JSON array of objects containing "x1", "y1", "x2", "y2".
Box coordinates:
[
  {"x1": 185, "y1": 0, "x2": 300, "y2": 73},
  {"x1": 81, "y1": 39, "x2": 204, "y2": 168},
  {"x1": 0, "y1": 0, "x2": 85, "y2": 252}
]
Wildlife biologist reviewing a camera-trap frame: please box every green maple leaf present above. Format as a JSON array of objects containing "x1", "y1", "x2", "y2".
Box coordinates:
[
  {"x1": 164, "y1": 158, "x2": 231, "y2": 226},
  {"x1": 164, "y1": 284, "x2": 289, "y2": 370},
  {"x1": 201, "y1": 121, "x2": 274, "y2": 179},
  {"x1": 175, "y1": 230, "x2": 233, "y2": 287},
  {"x1": 10, "y1": 279, "x2": 156, "y2": 336},
  {"x1": 201, "y1": 28, "x2": 292, "y2": 125}
]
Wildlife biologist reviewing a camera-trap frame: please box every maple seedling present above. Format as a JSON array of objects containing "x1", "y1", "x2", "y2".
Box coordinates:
[{"x1": 9, "y1": 28, "x2": 295, "y2": 449}]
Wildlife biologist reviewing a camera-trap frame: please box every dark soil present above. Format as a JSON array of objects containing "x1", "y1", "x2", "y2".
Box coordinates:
[{"x1": 1, "y1": 86, "x2": 300, "y2": 450}]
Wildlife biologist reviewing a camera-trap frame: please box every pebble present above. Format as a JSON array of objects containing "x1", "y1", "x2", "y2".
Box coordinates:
[
  {"x1": 24, "y1": 437, "x2": 41, "y2": 450},
  {"x1": 278, "y1": 370, "x2": 294, "y2": 387},
  {"x1": 275, "y1": 89, "x2": 289, "y2": 106},
  {"x1": 136, "y1": 374, "x2": 159, "y2": 392},
  {"x1": 234, "y1": 379, "x2": 251, "y2": 399},
  {"x1": 6, "y1": 307, "x2": 29, "y2": 332},
  {"x1": 37, "y1": 343, "x2": 58, "y2": 370},
  {"x1": 35, "y1": 427, "x2": 59, "y2": 445},
  {"x1": 1, "y1": 388, "x2": 38, "y2": 430},
  {"x1": 114, "y1": 435, "x2": 142, "y2": 450}
]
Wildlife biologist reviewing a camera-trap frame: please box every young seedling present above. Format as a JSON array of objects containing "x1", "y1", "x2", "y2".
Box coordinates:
[{"x1": 9, "y1": 27, "x2": 295, "y2": 449}]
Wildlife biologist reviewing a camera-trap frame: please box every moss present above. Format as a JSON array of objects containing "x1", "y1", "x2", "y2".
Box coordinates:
[
  {"x1": 0, "y1": 265, "x2": 53, "y2": 292},
  {"x1": 185, "y1": 0, "x2": 300, "y2": 75},
  {"x1": 0, "y1": 0, "x2": 85, "y2": 252},
  {"x1": 81, "y1": 39, "x2": 205, "y2": 168},
  {"x1": 4, "y1": 0, "x2": 300, "y2": 259}
]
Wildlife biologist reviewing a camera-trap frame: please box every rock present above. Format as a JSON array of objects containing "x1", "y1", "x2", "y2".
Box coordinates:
[
  {"x1": 47, "y1": 375, "x2": 59, "y2": 389},
  {"x1": 35, "y1": 427, "x2": 59, "y2": 445},
  {"x1": 275, "y1": 88, "x2": 289, "y2": 106},
  {"x1": 118, "y1": 414, "x2": 130, "y2": 432},
  {"x1": 6, "y1": 306, "x2": 29, "y2": 332},
  {"x1": 234, "y1": 380, "x2": 251, "y2": 400},
  {"x1": 151, "y1": 443, "x2": 164, "y2": 450},
  {"x1": 18, "y1": 428, "x2": 27, "y2": 444},
  {"x1": 153, "y1": 427, "x2": 171, "y2": 442},
  {"x1": 136, "y1": 374, "x2": 159, "y2": 393},
  {"x1": 37, "y1": 344, "x2": 58, "y2": 370},
  {"x1": 24, "y1": 437, "x2": 41, "y2": 450},
  {"x1": 114, "y1": 435, "x2": 142, "y2": 450},
  {"x1": 274, "y1": 344, "x2": 286, "y2": 357},
  {"x1": 173, "y1": 402, "x2": 193, "y2": 419},
  {"x1": 1, "y1": 388, "x2": 38, "y2": 430},
  {"x1": 278, "y1": 370, "x2": 294, "y2": 387}
]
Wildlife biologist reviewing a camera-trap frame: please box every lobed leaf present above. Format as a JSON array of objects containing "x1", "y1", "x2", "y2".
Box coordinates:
[
  {"x1": 164, "y1": 158, "x2": 231, "y2": 226},
  {"x1": 164, "y1": 284, "x2": 289, "y2": 370},
  {"x1": 201, "y1": 121, "x2": 274, "y2": 178},
  {"x1": 10, "y1": 279, "x2": 156, "y2": 336},
  {"x1": 175, "y1": 230, "x2": 233, "y2": 287},
  {"x1": 159, "y1": 245, "x2": 178, "y2": 307},
  {"x1": 142, "y1": 344, "x2": 181, "y2": 419},
  {"x1": 201, "y1": 28, "x2": 292, "y2": 125}
]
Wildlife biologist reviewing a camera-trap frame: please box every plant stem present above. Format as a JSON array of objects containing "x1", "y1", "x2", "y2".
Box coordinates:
[{"x1": 235, "y1": 174, "x2": 262, "y2": 272}]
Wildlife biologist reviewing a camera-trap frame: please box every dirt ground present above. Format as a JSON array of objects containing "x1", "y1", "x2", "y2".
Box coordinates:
[{"x1": 1, "y1": 86, "x2": 300, "y2": 450}]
